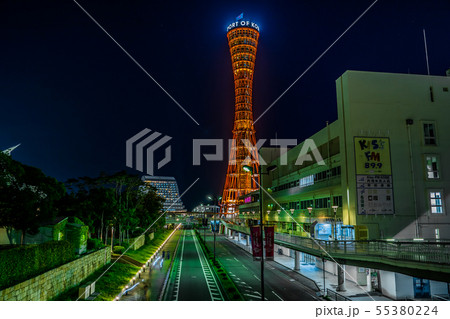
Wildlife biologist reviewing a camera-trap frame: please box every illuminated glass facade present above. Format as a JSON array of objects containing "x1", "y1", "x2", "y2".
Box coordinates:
[{"x1": 142, "y1": 176, "x2": 186, "y2": 212}]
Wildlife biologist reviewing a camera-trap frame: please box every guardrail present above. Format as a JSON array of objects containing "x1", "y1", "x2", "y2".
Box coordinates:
[
  {"x1": 275, "y1": 233, "x2": 450, "y2": 265},
  {"x1": 223, "y1": 222, "x2": 450, "y2": 265},
  {"x1": 431, "y1": 294, "x2": 449, "y2": 301},
  {"x1": 327, "y1": 288, "x2": 351, "y2": 301}
]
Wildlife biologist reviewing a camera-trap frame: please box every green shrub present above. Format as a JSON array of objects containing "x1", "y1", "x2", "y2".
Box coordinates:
[
  {"x1": 0, "y1": 240, "x2": 74, "y2": 290},
  {"x1": 113, "y1": 246, "x2": 125, "y2": 254},
  {"x1": 87, "y1": 238, "x2": 104, "y2": 250}
]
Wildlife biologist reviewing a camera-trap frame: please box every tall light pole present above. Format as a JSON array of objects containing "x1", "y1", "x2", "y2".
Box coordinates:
[
  {"x1": 243, "y1": 164, "x2": 277, "y2": 301},
  {"x1": 207, "y1": 195, "x2": 222, "y2": 264},
  {"x1": 332, "y1": 205, "x2": 339, "y2": 240}
]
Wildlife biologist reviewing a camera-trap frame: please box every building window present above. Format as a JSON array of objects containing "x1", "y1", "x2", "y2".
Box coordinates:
[
  {"x1": 300, "y1": 199, "x2": 314, "y2": 210},
  {"x1": 314, "y1": 197, "x2": 330, "y2": 209},
  {"x1": 299, "y1": 175, "x2": 314, "y2": 187},
  {"x1": 289, "y1": 201, "x2": 300, "y2": 210},
  {"x1": 425, "y1": 155, "x2": 440, "y2": 179},
  {"x1": 429, "y1": 191, "x2": 444, "y2": 214},
  {"x1": 333, "y1": 196, "x2": 343, "y2": 207},
  {"x1": 423, "y1": 123, "x2": 437, "y2": 145}
]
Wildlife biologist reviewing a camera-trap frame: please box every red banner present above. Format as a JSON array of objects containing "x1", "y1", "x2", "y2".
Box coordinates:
[
  {"x1": 264, "y1": 226, "x2": 274, "y2": 261},
  {"x1": 250, "y1": 226, "x2": 262, "y2": 260}
]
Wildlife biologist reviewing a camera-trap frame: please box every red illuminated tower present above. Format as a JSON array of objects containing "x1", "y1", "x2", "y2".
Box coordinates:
[{"x1": 221, "y1": 18, "x2": 261, "y2": 214}]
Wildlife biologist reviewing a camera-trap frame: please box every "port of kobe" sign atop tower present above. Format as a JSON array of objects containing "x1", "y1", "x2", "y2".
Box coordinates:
[{"x1": 227, "y1": 20, "x2": 260, "y2": 32}]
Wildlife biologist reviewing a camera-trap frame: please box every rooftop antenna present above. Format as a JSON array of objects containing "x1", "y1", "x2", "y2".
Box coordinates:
[
  {"x1": 2, "y1": 144, "x2": 21, "y2": 156},
  {"x1": 423, "y1": 29, "x2": 430, "y2": 75}
]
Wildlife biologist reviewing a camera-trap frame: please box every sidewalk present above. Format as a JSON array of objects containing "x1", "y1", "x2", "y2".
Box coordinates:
[
  {"x1": 120, "y1": 230, "x2": 181, "y2": 301},
  {"x1": 227, "y1": 234, "x2": 391, "y2": 301}
]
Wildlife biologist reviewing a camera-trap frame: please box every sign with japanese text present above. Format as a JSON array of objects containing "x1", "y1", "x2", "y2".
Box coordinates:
[
  {"x1": 250, "y1": 226, "x2": 262, "y2": 260},
  {"x1": 354, "y1": 137, "x2": 391, "y2": 175},
  {"x1": 264, "y1": 226, "x2": 274, "y2": 261},
  {"x1": 354, "y1": 137, "x2": 394, "y2": 215}
]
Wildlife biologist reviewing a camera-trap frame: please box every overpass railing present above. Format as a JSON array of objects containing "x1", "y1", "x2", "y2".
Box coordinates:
[
  {"x1": 223, "y1": 222, "x2": 450, "y2": 265},
  {"x1": 275, "y1": 233, "x2": 450, "y2": 265}
]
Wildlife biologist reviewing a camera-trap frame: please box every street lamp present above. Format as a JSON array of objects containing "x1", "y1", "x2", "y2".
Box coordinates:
[
  {"x1": 242, "y1": 164, "x2": 277, "y2": 301},
  {"x1": 332, "y1": 205, "x2": 339, "y2": 240},
  {"x1": 207, "y1": 195, "x2": 222, "y2": 264}
]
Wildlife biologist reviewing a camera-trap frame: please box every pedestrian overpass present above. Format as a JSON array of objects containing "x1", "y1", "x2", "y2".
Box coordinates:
[
  {"x1": 221, "y1": 221, "x2": 450, "y2": 282},
  {"x1": 164, "y1": 212, "x2": 207, "y2": 225}
]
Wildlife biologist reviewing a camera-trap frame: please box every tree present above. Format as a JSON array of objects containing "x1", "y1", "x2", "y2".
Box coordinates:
[
  {"x1": 60, "y1": 171, "x2": 164, "y2": 246},
  {"x1": 0, "y1": 153, "x2": 66, "y2": 244}
]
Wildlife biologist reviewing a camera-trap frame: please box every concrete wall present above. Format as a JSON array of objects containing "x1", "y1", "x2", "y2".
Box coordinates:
[
  {"x1": 380, "y1": 270, "x2": 448, "y2": 300},
  {"x1": 0, "y1": 228, "x2": 9, "y2": 245},
  {"x1": 0, "y1": 247, "x2": 111, "y2": 301},
  {"x1": 394, "y1": 273, "x2": 414, "y2": 300},
  {"x1": 430, "y1": 280, "x2": 448, "y2": 295},
  {"x1": 380, "y1": 270, "x2": 397, "y2": 299},
  {"x1": 130, "y1": 235, "x2": 145, "y2": 250}
]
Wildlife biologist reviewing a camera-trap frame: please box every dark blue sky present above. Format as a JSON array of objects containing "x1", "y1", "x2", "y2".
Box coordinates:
[{"x1": 1, "y1": 0, "x2": 450, "y2": 209}]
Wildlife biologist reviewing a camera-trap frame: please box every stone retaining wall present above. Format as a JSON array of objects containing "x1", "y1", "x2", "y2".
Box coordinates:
[
  {"x1": 130, "y1": 235, "x2": 145, "y2": 251},
  {"x1": 0, "y1": 247, "x2": 111, "y2": 301}
]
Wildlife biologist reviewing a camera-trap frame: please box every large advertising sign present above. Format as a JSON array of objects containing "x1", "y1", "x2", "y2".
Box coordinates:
[
  {"x1": 354, "y1": 137, "x2": 394, "y2": 215},
  {"x1": 250, "y1": 226, "x2": 262, "y2": 260},
  {"x1": 264, "y1": 226, "x2": 274, "y2": 261}
]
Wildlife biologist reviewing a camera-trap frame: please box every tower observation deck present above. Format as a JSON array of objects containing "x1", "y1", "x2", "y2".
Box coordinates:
[{"x1": 221, "y1": 19, "x2": 261, "y2": 214}]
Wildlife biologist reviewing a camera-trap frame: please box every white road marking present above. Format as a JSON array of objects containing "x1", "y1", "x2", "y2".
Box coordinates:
[{"x1": 272, "y1": 291, "x2": 284, "y2": 301}]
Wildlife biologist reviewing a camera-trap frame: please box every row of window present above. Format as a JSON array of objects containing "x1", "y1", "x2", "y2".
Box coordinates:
[
  {"x1": 233, "y1": 54, "x2": 255, "y2": 63},
  {"x1": 228, "y1": 29, "x2": 258, "y2": 40},
  {"x1": 233, "y1": 61, "x2": 254, "y2": 70},
  {"x1": 277, "y1": 191, "x2": 444, "y2": 215},
  {"x1": 282, "y1": 196, "x2": 343, "y2": 211},
  {"x1": 230, "y1": 39, "x2": 257, "y2": 47},
  {"x1": 273, "y1": 166, "x2": 341, "y2": 193},
  {"x1": 231, "y1": 46, "x2": 256, "y2": 55}
]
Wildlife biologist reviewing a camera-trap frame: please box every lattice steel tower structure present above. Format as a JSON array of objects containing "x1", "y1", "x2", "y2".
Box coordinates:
[{"x1": 221, "y1": 19, "x2": 261, "y2": 214}]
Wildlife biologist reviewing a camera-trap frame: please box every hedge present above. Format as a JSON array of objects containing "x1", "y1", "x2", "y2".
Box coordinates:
[
  {"x1": 0, "y1": 240, "x2": 74, "y2": 290},
  {"x1": 87, "y1": 238, "x2": 104, "y2": 251},
  {"x1": 113, "y1": 246, "x2": 125, "y2": 254}
]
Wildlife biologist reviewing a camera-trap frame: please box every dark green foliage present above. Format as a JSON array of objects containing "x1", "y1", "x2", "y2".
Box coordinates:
[
  {"x1": 87, "y1": 238, "x2": 104, "y2": 250},
  {"x1": 0, "y1": 240, "x2": 74, "y2": 290},
  {"x1": 113, "y1": 246, "x2": 125, "y2": 254},
  {"x1": 0, "y1": 153, "x2": 66, "y2": 244}
]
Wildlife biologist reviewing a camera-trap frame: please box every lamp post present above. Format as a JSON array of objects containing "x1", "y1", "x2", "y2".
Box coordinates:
[
  {"x1": 243, "y1": 164, "x2": 277, "y2": 301},
  {"x1": 207, "y1": 195, "x2": 222, "y2": 264},
  {"x1": 332, "y1": 205, "x2": 339, "y2": 240}
]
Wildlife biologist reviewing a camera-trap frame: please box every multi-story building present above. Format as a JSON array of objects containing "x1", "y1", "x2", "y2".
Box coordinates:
[
  {"x1": 142, "y1": 176, "x2": 186, "y2": 212},
  {"x1": 239, "y1": 70, "x2": 450, "y2": 241}
]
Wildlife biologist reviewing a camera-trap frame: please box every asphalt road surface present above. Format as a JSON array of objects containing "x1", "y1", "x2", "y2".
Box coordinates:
[
  {"x1": 204, "y1": 232, "x2": 319, "y2": 301},
  {"x1": 163, "y1": 229, "x2": 223, "y2": 301}
]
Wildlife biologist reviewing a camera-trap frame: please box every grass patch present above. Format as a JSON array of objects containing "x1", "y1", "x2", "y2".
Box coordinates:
[
  {"x1": 53, "y1": 262, "x2": 139, "y2": 301},
  {"x1": 53, "y1": 228, "x2": 174, "y2": 301},
  {"x1": 125, "y1": 229, "x2": 172, "y2": 263}
]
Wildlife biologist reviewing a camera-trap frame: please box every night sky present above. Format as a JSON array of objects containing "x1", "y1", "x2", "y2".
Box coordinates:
[{"x1": 1, "y1": 0, "x2": 450, "y2": 209}]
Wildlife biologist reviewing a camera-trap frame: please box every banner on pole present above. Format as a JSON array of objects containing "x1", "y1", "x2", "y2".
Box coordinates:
[
  {"x1": 264, "y1": 226, "x2": 274, "y2": 261},
  {"x1": 250, "y1": 226, "x2": 262, "y2": 260}
]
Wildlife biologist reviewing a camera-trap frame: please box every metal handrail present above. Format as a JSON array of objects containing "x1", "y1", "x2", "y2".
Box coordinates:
[
  {"x1": 327, "y1": 288, "x2": 351, "y2": 301},
  {"x1": 223, "y1": 222, "x2": 450, "y2": 265}
]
